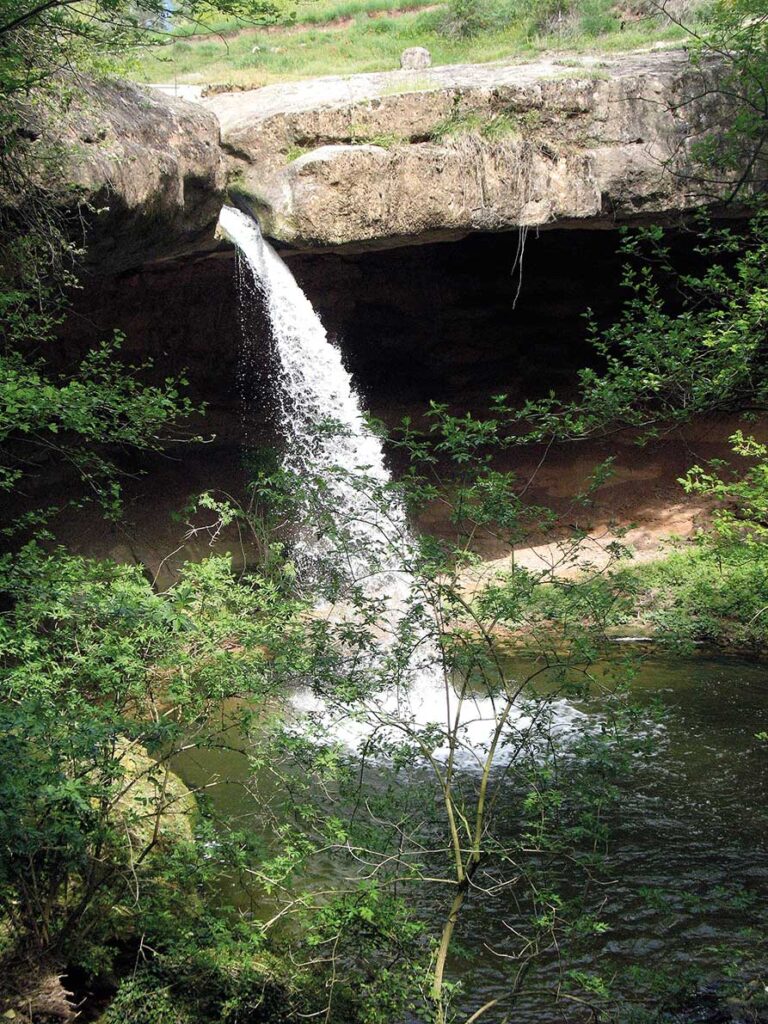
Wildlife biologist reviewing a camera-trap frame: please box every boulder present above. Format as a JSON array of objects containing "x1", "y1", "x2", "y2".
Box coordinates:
[
  {"x1": 206, "y1": 50, "x2": 747, "y2": 252},
  {"x1": 400, "y1": 46, "x2": 432, "y2": 70}
]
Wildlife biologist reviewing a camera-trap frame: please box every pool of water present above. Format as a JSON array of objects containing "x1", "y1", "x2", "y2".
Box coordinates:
[
  {"x1": 174, "y1": 654, "x2": 768, "y2": 1022},
  {"x1": 448, "y1": 656, "x2": 768, "y2": 1020}
]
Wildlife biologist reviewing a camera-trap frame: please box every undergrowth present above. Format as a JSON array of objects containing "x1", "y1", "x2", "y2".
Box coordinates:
[
  {"x1": 523, "y1": 536, "x2": 768, "y2": 653},
  {"x1": 615, "y1": 545, "x2": 768, "y2": 651}
]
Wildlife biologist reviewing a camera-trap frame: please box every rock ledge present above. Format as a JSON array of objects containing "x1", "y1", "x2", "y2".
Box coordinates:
[{"x1": 206, "y1": 50, "x2": 736, "y2": 251}]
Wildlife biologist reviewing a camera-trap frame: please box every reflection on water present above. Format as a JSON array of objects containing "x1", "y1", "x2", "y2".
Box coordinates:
[{"x1": 174, "y1": 655, "x2": 768, "y2": 1022}]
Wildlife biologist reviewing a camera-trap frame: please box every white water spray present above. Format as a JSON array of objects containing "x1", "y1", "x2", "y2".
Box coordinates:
[
  {"x1": 219, "y1": 207, "x2": 580, "y2": 763},
  {"x1": 220, "y1": 205, "x2": 413, "y2": 595}
]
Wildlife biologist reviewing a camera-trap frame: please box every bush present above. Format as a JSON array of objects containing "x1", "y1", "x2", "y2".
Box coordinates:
[
  {"x1": 577, "y1": 0, "x2": 620, "y2": 35},
  {"x1": 102, "y1": 975, "x2": 194, "y2": 1024},
  {"x1": 102, "y1": 945, "x2": 294, "y2": 1024},
  {"x1": 438, "y1": 0, "x2": 497, "y2": 37},
  {"x1": 438, "y1": 0, "x2": 635, "y2": 42},
  {"x1": 0, "y1": 544, "x2": 306, "y2": 967},
  {"x1": 617, "y1": 545, "x2": 768, "y2": 650}
]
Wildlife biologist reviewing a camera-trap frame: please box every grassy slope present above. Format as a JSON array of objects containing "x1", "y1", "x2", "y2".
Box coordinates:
[{"x1": 130, "y1": 0, "x2": 693, "y2": 88}]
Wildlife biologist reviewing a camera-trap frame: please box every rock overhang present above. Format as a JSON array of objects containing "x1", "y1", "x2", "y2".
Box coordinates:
[
  {"x1": 204, "y1": 49, "x2": 749, "y2": 254},
  {"x1": 26, "y1": 78, "x2": 227, "y2": 273},
  {"x1": 42, "y1": 49, "x2": 757, "y2": 270}
]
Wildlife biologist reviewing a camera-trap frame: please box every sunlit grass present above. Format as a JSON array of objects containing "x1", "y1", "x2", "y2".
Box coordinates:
[
  {"x1": 295, "y1": 0, "x2": 440, "y2": 25},
  {"x1": 130, "y1": 0, "x2": 696, "y2": 88},
  {"x1": 163, "y1": 0, "x2": 440, "y2": 38}
]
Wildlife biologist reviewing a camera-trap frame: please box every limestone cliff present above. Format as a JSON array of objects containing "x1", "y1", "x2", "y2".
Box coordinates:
[
  {"x1": 38, "y1": 50, "x2": 746, "y2": 265},
  {"x1": 206, "y1": 50, "x2": 737, "y2": 251},
  {"x1": 57, "y1": 78, "x2": 225, "y2": 270}
]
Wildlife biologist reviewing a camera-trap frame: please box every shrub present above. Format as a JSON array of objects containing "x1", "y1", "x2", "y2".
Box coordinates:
[
  {"x1": 102, "y1": 946, "x2": 295, "y2": 1024},
  {"x1": 439, "y1": 0, "x2": 496, "y2": 38},
  {"x1": 102, "y1": 975, "x2": 194, "y2": 1024},
  {"x1": 578, "y1": 0, "x2": 620, "y2": 35},
  {"x1": 0, "y1": 545, "x2": 306, "y2": 968},
  {"x1": 617, "y1": 545, "x2": 768, "y2": 650}
]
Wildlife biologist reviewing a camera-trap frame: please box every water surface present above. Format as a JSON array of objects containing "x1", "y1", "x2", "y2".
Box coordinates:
[{"x1": 175, "y1": 655, "x2": 768, "y2": 1022}]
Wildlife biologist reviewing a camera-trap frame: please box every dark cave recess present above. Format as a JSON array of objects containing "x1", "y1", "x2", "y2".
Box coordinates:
[
  {"x1": 61, "y1": 223, "x2": 716, "y2": 427},
  {"x1": 35, "y1": 222, "x2": 742, "y2": 578}
]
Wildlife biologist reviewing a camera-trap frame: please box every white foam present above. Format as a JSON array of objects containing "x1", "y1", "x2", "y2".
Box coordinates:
[{"x1": 219, "y1": 206, "x2": 581, "y2": 768}]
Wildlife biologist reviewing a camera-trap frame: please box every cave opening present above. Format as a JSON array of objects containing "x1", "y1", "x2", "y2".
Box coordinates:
[
  {"x1": 32, "y1": 222, "x2": 728, "y2": 579},
  {"x1": 289, "y1": 227, "x2": 627, "y2": 415},
  {"x1": 62, "y1": 226, "x2": 640, "y2": 421}
]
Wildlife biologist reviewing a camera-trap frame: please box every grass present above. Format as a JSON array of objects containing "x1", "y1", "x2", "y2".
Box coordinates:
[
  {"x1": 165, "y1": 0, "x2": 439, "y2": 38},
  {"x1": 546, "y1": 65, "x2": 611, "y2": 79},
  {"x1": 427, "y1": 107, "x2": 541, "y2": 141},
  {"x1": 349, "y1": 124, "x2": 404, "y2": 145},
  {"x1": 615, "y1": 544, "x2": 768, "y2": 651},
  {"x1": 130, "y1": 0, "x2": 700, "y2": 89},
  {"x1": 285, "y1": 143, "x2": 313, "y2": 160},
  {"x1": 524, "y1": 538, "x2": 768, "y2": 652},
  {"x1": 292, "y1": 0, "x2": 440, "y2": 26},
  {"x1": 428, "y1": 110, "x2": 486, "y2": 140}
]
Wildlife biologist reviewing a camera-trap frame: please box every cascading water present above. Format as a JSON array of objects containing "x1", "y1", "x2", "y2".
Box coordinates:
[
  {"x1": 220, "y1": 205, "x2": 412, "y2": 597},
  {"x1": 218, "y1": 206, "x2": 580, "y2": 762}
]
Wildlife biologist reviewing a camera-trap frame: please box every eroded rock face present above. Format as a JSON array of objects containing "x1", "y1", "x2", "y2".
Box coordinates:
[
  {"x1": 59, "y1": 79, "x2": 225, "y2": 270},
  {"x1": 206, "y1": 50, "x2": 739, "y2": 251}
]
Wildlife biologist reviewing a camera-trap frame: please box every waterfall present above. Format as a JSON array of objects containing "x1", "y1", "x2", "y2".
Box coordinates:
[
  {"x1": 219, "y1": 206, "x2": 580, "y2": 764},
  {"x1": 219, "y1": 205, "x2": 412, "y2": 597}
]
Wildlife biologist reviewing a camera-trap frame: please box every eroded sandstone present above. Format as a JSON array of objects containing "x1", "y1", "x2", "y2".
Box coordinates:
[{"x1": 59, "y1": 78, "x2": 226, "y2": 270}]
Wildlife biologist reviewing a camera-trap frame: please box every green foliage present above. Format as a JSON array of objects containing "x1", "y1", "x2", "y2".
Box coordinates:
[
  {"x1": 102, "y1": 942, "x2": 294, "y2": 1024},
  {"x1": 165, "y1": 0, "x2": 439, "y2": 36},
  {"x1": 229, "y1": 405, "x2": 649, "y2": 1024},
  {"x1": 613, "y1": 433, "x2": 768, "y2": 650},
  {"x1": 439, "y1": 0, "x2": 496, "y2": 38},
  {"x1": 0, "y1": 102, "x2": 202, "y2": 524},
  {"x1": 2, "y1": 2, "x2": 767, "y2": 1021},
  {"x1": 104, "y1": 976, "x2": 194, "y2": 1024},
  {"x1": 509, "y1": 209, "x2": 768, "y2": 444},
  {"x1": 0, "y1": 0, "x2": 285, "y2": 98},
  {"x1": 437, "y1": 0, "x2": 623, "y2": 41},
  {"x1": 288, "y1": 886, "x2": 428, "y2": 1024},
  {"x1": 683, "y1": 431, "x2": 768, "y2": 546},
  {"x1": 428, "y1": 108, "x2": 486, "y2": 139},
  {"x1": 285, "y1": 142, "x2": 312, "y2": 161},
  {"x1": 686, "y1": 0, "x2": 768, "y2": 199},
  {"x1": 0, "y1": 545, "x2": 307, "y2": 967},
  {"x1": 131, "y1": 0, "x2": 690, "y2": 88},
  {"x1": 0, "y1": 337, "x2": 201, "y2": 521},
  {"x1": 0, "y1": 0, "x2": 291, "y2": 519},
  {"x1": 428, "y1": 107, "x2": 523, "y2": 141}
]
